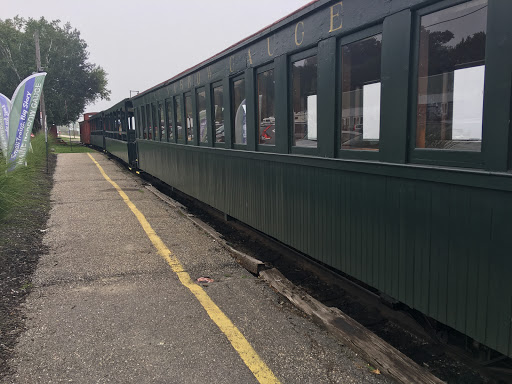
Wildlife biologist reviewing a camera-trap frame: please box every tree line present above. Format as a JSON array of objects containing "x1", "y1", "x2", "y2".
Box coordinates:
[{"x1": 0, "y1": 16, "x2": 110, "y2": 128}]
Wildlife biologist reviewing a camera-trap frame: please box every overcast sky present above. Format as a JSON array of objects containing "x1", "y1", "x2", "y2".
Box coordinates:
[{"x1": 4, "y1": 0, "x2": 312, "y2": 115}]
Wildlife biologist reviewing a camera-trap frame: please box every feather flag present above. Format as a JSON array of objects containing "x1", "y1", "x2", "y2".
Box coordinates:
[
  {"x1": 7, "y1": 73, "x2": 46, "y2": 170},
  {"x1": 0, "y1": 93, "x2": 10, "y2": 158}
]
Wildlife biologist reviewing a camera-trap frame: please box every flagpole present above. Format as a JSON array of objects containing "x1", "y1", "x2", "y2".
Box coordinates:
[{"x1": 34, "y1": 31, "x2": 48, "y2": 174}]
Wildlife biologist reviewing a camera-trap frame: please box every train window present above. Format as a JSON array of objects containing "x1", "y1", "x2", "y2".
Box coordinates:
[
  {"x1": 213, "y1": 84, "x2": 225, "y2": 144},
  {"x1": 196, "y1": 88, "x2": 207, "y2": 144},
  {"x1": 166, "y1": 100, "x2": 174, "y2": 142},
  {"x1": 141, "y1": 106, "x2": 147, "y2": 139},
  {"x1": 415, "y1": 0, "x2": 487, "y2": 151},
  {"x1": 175, "y1": 96, "x2": 184, "y2": 142},
  {"x1": 292, "y1": 55, "x2": 317, "y2": 148},
  {"x1": 158, "y1": 103, "x2": 165, "y2": 141},
  {"x1": 137, "y1": 108, "x2": 142, "y2": 139},
  {"x1": 151, "y1": 104, "x2": 158, "y2": 141},
  {"x1": 117, "y1": 112, "x2": 123, "y2": 140},
  {"x1": 121, "y1": 112, "x2": 126, "y2": 139},
  {"x1": 185, "y1": 93, "x2": 194, "y2": 144},
  {"x1": 257, "y1": 67, "x2": 275, "y2": 146},
  {"x1": 341, "y1": 34, "x2": 382, "y2": 151},
  {"x1": 232, "y1": 76, "x2": 246, "y2": 145},
  {"x1": 145, "y1": 104, "x2": 151, "y2": 139}
]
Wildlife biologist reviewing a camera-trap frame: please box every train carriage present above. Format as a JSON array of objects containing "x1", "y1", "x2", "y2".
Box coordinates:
[
  {"x1": 89, "y1": 111, "x2": 105, "y2": 150},
  {"x1": 78, "y1": 112, "x2": 97, "y2": 145},
  {"x1": 89, "y1": 0, "x2": 512, "y2": 359},
  {"x1": 102, "y1": 99, "x2": 136, "y2": 166},
  {"x1": 88, "y1": 99, "x2": 136, "y2": 166}
]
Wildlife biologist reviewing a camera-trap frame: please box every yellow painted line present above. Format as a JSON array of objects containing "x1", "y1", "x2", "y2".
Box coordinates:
[{"x1": 87, "y1": 153, "x2": 280, "y2": 384}]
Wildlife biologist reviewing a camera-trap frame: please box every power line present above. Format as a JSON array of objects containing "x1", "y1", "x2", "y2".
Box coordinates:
[{"x1": 424, "y1": 5, "x2": 487, "y2": 29}]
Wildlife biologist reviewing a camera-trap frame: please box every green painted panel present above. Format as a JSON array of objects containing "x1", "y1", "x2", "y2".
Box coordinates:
[
  {"x1": 137, "y1": 141, "x2": 512, "y2": 357},
  {"x1": 105, "y1": 138, "x2": 129, "y2": 164},
  {"x1": 90, "y1": 134, "x2": 104, "y2": 149},
  {"x1": 487, "y1": 196, "x2": 512, "y2": 355}
]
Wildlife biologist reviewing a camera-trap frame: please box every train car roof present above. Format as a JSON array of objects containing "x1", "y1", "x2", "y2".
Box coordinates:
[{"x1": 102, "y1": 98, "x2": 133, "y2": 115}]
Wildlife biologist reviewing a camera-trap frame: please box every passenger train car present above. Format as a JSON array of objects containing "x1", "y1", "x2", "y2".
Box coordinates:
[{"x1": 81, "y1": 0, "x2": 512, "y2": 359}]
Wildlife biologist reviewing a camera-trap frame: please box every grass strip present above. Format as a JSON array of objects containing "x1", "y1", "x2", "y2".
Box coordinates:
[
  {"x1": 51, "y1": 142, "x2": 94, "y2": 153},
  {"x1": 0, "y1": 133, "x2": 53, "y2": 220}
]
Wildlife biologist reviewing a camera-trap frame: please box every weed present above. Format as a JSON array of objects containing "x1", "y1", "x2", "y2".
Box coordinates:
[{"x1": 20, "y1": 282, "x2": 32, "y2": 291}]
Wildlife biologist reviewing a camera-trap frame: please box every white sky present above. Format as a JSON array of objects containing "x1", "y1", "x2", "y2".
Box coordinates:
[{"x1": 4, "y1": 0, "x2": 312, "y2": 114}]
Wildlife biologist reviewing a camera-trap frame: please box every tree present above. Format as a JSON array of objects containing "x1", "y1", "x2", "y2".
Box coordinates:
[{"x1": 0, "y1": 16, "x2": 110, "y2": 127}]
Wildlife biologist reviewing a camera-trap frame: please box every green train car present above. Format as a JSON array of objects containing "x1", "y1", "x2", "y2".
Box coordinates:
[
  {"x1": 93, "y1": 0, "x2": 512, "y2": 358},
  {"x1": 88, "y1": 99, "x2": 136, "y2": 164}
]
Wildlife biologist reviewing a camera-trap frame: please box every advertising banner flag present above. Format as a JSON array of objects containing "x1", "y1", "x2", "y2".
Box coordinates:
[
  {"x1": 7, "y1": 72, "x2": 46, "y2": 170},
  {"x1": 0, "y1": 93, "x2": 10, "y2": 157}
]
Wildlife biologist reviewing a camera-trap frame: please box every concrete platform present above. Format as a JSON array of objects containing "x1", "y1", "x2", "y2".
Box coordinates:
[{"x1": 7, "y1": 152, "x2": 392, "y2": 384}]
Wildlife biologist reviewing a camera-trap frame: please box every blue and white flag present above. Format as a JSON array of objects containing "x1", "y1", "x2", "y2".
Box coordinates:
[
  {"x1": 7, "y1": 72, "x2": 46, "y2": 170},
  {"x1": 0, "y1": 93, "x2": 10, "y2": 158}
]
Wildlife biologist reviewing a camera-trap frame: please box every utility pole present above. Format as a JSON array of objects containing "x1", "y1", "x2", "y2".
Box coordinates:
[
  {"x1": 65, "y1": 100, "x2": 72, "y2": 151},
  {"x1": 34, "y1": 31, "x2": 49, "y2": 174}
]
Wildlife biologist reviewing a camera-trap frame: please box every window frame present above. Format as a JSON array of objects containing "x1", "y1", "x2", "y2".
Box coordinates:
[
  {"x1": 230, "y1": 74, "x2": 247, "y2": 149},
  {"x1": 196, "y1": 86, "x2": 208, "y2": 146},
  {"x1": 255, "y1": 62, "x2": 278, "y2": 153},
  {"x1": 336, "y1": 25, "x2": 383, "y2": 161},
  {"x1": 408, "y1": 0, "x2": 488, "y2": 168},
  {"x1": 184, "y1": 92, "x2": 194, "y2": 145},
  {"x1": 145, "y1": 104, "x2": 151, "y2": 140},
  {"x1": 175, "y1": 94, "x2": 185, "y2": 144},
  {"x1": 289, "y1": 47, "x2": 318, "y2": 156},
  {"x1": 211, "y1": 81, "x2": 225, "y2": 148},
  {"x1": 165, "y1": 98, "x2": 175, "y2": 143},
  {"x1": 142, "y1": 106, "x2": 147, "y2": 140},
  {"x1": 157, "y1": 102, "x2": 165, "y2": 142},
  {"x1": 151, "y1": 103, "x2": 159, "y2": 141}
]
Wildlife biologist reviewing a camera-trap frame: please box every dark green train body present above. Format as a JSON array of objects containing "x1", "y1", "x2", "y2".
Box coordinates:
[
  {"x1": 88, "y1": 99, "x2": 136, "y2": 165},
  {"x1": 83, "y1": 0, "x2": 512, "y2": 358}
]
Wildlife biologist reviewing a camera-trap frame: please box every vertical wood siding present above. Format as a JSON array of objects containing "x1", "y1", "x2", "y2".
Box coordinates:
[
  {"x1": 105, "y1": 138, "x2": 129, "y2": 164},
  {"x1": 138, "y1": 141, "x2": 512, "y2": 357},
  {"x1": 90, "y1": 134, "x2": 104, "y2": 149}
]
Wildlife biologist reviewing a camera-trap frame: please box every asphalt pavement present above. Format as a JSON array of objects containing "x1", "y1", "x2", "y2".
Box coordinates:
[{"x1": 6, "y1": 152, "x2": 392, "y2": 384}]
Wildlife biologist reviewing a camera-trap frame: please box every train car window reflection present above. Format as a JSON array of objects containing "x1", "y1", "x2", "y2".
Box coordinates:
[
  {"x1": 135, "y1": 109, "x2": 140, "y2": 138},
  {"x1": 292, "y1": 55, "x2": 317, "y2": 148},
  {"x1": 151, "y1": 104, "x2": 158, "y2": 140},
  {"x1": 139, "y1": 112, "x2": 143, "y2": 138},
  {"x1": 257, "y1": 69, "x2": 275, "y2": 146},
  {"x1": 213, "y1": 85, "x2": 225, "y2": 143},
  {"x1": 341, "y1": 34, "x2": 382, "y2": 151},
  {"x1": 158, "y1": 103, "x2": 165, "y2": 141},
  {"x1": 175, "y1": 96, "x2": 184, "y2": 141},
  {"x1": 166, "y1": 100, "x2": 174, "y2": 142},
  {"x1": 140, "y1": 105, "x2": 149, "y2": 139},
  {"x1": 416, "y1": 0, "x2": 487, "y2": 151},
  {"x1": 196, "y1": 89, "x2": 207, "y2": 143},
  {"x1": 185, "y1": 93, "x2": 194, "y2": 143},
  {"x1": 117, "y1": 116, "x2": 122, "y2": 140},
  {"x1": 232, "y1": 78, "x2": 246, "y2": 145}
]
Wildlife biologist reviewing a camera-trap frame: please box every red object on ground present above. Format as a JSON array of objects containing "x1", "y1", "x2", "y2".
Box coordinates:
[{"x1": 196, "y1": 277, "x2": 214, "y2": 284}]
